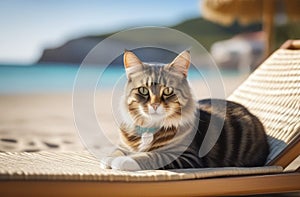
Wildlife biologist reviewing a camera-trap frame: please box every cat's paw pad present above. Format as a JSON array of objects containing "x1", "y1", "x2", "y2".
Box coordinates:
[
  {"x1": 111, "y1": 156, "x2": 141, "y2": 171},
  {"x1": 100, "y1": 157, "x2": 114, "y2": 169}
]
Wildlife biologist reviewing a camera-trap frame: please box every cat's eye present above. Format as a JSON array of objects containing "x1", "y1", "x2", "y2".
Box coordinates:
[
  {"x1": 138, "y1": 87, "x2": 149, "y2": 96},
  {"x1": 163, "y1": 87, "x2": 174, "y2": 96}
]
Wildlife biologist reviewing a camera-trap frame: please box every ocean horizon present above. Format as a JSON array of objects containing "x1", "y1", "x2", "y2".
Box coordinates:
[{"x1": 0, "y1": 63, "x2": 240, "y2": 94}]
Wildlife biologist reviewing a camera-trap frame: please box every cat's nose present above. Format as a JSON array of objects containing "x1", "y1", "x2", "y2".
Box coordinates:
[{"x1": 151, "y1": 103, "x2": 160, "y2": 111}]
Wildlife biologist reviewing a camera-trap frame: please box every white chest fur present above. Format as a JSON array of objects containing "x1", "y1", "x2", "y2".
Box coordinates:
[{"x1": 138, "y1": 132, "x2": 154, "y2": 151}]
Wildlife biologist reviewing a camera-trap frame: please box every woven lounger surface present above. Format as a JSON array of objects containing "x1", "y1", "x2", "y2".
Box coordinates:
[
  {"x1": 0, "y1": 151, "x2": 282, "y2": 182},
  {"x1": 229, "y1": 48, "x2": 300, "y2": 163}
]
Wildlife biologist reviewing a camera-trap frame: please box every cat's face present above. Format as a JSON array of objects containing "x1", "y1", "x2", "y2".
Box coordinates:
[{"x1": 123, "y1": 50, "x2": 194, "y2": 127}]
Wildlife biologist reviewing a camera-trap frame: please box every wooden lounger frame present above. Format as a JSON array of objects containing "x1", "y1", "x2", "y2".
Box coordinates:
[{"x1": 1, "y1": 172, "x2": 300, "y2": 196}]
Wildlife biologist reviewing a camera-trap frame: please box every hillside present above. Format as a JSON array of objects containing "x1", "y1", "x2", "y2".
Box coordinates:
[
  {"x1": 172, "y1": 17, "x2": 261, "y2": 48},
  {"x1": 38, "y1": 17, "x2": 261, "y2": 64}
]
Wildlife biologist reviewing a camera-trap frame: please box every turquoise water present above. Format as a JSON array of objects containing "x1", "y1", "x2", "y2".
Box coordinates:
[
  {"x1": 0, "y1": 64, "x2": 239, "y2": 94},
  {"x1": 0, "y1": 64, "x2": 117, "y2": 94}
]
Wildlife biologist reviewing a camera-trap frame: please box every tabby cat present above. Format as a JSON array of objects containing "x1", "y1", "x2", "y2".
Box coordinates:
[{"x1": 100, "y1": 50, "x2": 269, "y2": 171}]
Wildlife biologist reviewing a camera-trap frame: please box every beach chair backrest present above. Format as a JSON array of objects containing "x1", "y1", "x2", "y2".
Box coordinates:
[{"x1": 228, "y1": 40, "x2": 300, "y2": 166}]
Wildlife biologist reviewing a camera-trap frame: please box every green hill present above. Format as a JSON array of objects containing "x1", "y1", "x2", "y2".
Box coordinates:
[{"x1": 172, "y1": 17, "x2": 261, "y2": 49}]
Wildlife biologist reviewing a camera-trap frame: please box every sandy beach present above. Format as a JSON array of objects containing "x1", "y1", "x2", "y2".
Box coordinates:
[{"x1": 0, "y1": 75, "x2": 248, "y2": 153}]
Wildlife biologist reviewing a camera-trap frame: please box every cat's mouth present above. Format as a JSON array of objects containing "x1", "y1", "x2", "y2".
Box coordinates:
[
  {"x1": 148, "y1": 111, "x2": 163, "y2": 116},
  {"x1": 147, "y1": 106, "x2": 165, "y2": 117},
  {"x1": 148, "y1": 110, "x2": 162, "y2": 115}
]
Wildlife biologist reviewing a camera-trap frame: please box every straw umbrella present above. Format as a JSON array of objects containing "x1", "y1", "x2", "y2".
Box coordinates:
[{"x1": 201, "y1": 0, "x2": 300, "y2": 56}]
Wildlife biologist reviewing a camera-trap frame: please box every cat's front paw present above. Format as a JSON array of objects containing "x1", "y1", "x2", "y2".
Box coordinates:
[
  {"x1": 100, "y1": 156, "x2": 114, "y2": 169},
  {"x1": 111, "y1": 156, "x2": 141, "y2": 171}
]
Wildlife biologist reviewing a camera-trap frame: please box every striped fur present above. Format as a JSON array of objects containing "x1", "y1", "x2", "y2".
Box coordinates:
[
  {"x1": 107, "y1": 50, "x2": 269, "y2": 170},
  {"x1": 194, "y1": 99, "x2": 270, "y2": 167}
]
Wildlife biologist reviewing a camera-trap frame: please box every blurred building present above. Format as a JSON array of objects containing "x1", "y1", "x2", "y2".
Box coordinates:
[{"x1": 210, "y1": 32, "x2": 264, "y2": 73}]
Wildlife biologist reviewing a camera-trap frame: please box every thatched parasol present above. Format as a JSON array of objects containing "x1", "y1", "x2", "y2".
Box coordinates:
[{"x1": 201, "y1": 0, "x2": 300, "y2": 55}]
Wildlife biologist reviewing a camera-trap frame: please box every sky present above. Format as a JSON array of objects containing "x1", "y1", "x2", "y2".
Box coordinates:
[{"x1": 0, "y1": 0, "x2": 201, "y2": 64}]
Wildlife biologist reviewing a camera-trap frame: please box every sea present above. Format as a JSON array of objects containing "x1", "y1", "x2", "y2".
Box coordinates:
[{"x1": 0, "y1": 64, "x2": 240, "y2": 94}]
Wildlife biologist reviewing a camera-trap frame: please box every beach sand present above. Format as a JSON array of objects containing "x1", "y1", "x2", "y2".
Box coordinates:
[{"x1": 0, "y1": 75, "x2": 248, "y2": 152}]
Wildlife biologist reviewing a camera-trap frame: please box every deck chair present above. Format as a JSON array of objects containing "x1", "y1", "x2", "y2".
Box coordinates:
[{"x1": 1, "y1": 40, "x2": 300, "y2": 196}]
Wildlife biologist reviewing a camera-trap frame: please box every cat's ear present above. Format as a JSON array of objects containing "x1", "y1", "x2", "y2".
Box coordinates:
[
  {"x1": 166, "y1": 50, "x2": 190, "y2": 77},
  {"x1": 123, "y1": 49, "x2": 143, "y2": 78}
]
